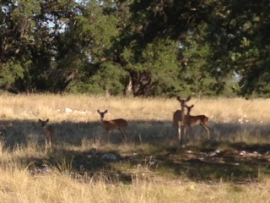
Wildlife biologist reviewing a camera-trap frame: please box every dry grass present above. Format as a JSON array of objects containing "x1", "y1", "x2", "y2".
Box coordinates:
[
  {"x1": 0, "y1": 94, "x2": 270, "y2": 203},
  {"x1": 0, "y1": 94, "x2": 269, "y2": 123},
  {"x1": 0, "y1": 166, "x2": 269, "y2": 203}
]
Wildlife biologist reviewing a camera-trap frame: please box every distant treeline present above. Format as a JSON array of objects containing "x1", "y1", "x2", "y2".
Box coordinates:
[{"x1": 0, "y1": 0, "x2": 269, "y2": 98}]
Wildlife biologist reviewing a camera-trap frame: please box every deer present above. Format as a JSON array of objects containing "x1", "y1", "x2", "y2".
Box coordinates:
[
  {"x1": 97, "y1": 110, "x2": 128, "y2": 142},
  {"x1": 172, "y1": 96, "x2": 191, "y2": 148},
  {"x1": 185, "y1": 104, "x2": 211, "y2": 139},
  {"x1": 38, "y1": 119, "x2": 54, "y2": 149}
]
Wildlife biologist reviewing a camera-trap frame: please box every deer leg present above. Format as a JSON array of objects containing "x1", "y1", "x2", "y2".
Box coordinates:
[
  {"x1": 205, "y1": 123, "x2": 211, "y2": 139},
  {"x1": 45, "y1": 137, "x2": 49, "y2": 150},
  {"x1": 185, "y1": 125, "x2": 192, "y2": 142},
  {"x1": 119, "y1": 128, "x2": 127, "y2": 142},
  {"x1": 105, "y1": 130, "x2": 110, "y2": 143},
  {"x1": 177, "y1": 126, "x2": 181, "y2": 143},
  {"x1": 200, "y1": 123, "x2": 210, "y2": 139},
  {"x1": 180, "y1": 125, "x2": 185, "y2": 145},
  {"x1": 45, "y1": 137, "x2": 52, "y2": 149},
  {"x1": 184, "y1": 125, "x2": 191, "y2": 143},
  {"x1": 122, "y1": 129, "x2": 128, "y2": 142},
  {"x1": 48, "y1": 137, "x2": 52, "y2": 148},
  {"x1": 45, "y1": 138, "x2": 47, "y2": 150}
]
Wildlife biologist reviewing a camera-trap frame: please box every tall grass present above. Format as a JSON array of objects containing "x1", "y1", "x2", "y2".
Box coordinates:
[
  {"x1": 0, "y1": 166, "x2": 269, "y2": 203},
  {"x1": 0, "y1": 94, "x2": 269, "y2": 122},
  {"x1": 0, "y1": 94, "x2": 270, "y2": 202}
]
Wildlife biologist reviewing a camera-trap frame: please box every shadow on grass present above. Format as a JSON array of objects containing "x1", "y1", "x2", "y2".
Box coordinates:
[{"x1": 0, "y1": 119, "x2": 270, "y2": 183}]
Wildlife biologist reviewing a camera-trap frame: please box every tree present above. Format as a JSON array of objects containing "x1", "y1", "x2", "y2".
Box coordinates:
[
  {"x1": 0, "y1": 0, "x2": 269, "y2": 97},
  {"x1": 0, "y1": 0, "x2": 82, "y2": 93},
  {"x1": 205, "y1": 0, "x2": 270, "y2": 97},
  {"x1": 112, "y1": 0, "x2": 220, "y2": 97}
]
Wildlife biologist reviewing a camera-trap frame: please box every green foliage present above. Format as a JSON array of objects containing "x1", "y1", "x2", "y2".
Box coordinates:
[
  {"x1": 0, "y1": 60, "x2": 25, "y2": 88},
  {"x1": 89, "y1": 62, "x2": 128, "y2": 95},
  {"x1": 68, "y1": 62, "x2": 128, "y2": 95},
  {"x1": 0, "y1": 0, "x2": 269, "y2": 97},
  {"x1": 205, "y1": 0, "x2": 270, "y2": 97}
]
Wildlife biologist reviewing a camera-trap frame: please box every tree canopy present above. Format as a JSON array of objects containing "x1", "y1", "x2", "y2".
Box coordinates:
[{"x1": 0, "y1": 0, "x2": 269, "y2": 97}]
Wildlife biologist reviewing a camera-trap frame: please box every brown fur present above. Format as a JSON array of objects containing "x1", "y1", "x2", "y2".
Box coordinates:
[
  {"x1": 185, "y1": 105, "x2": 211, "y2": 139},
  {"x1": 97, "y1": 110, "x2": 128, "y2": 142},
  {"x1": 173, "y1": 96, "x2": 191, "y2": 145},
  {"x1": 38, "y1": 118, "x2": 54, "y2": 149}
]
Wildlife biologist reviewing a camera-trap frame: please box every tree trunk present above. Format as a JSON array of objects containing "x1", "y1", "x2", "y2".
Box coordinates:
[
  {"x1": 125, "y1": 77, "x2": 133, "y2": 97},
  {"x1": 127, "y1": 70, "x2": 152, "y2": 97}
]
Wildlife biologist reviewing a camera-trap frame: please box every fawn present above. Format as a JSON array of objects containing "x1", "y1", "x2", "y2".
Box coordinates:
[
  {"x1": 38, "y1": 119, "x2": 54, "y2": 149},
  {"x1": 97, "y1": 110, "x2": 128, "y2": 142},
  {"x1": 185, "y1": 104, "x2": 210, "y2": 139}
]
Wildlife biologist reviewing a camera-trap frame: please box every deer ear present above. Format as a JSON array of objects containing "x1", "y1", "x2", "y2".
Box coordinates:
[
  {"x1": 191, "y1": 104, "x2": 194, "y2": 108},
  {"x1": 104, "y1": 110, "x2": 108, "y2": 113},
  {"x1": 186, "y1": 96, "x2": 191, "y2": 102},
  {"x1": 38, "y1": 119, "x2": 41, "y2": 122},
  {"x1": 97, "y1": 110, "x2": 100, "y2": 113},
  {"x1": 46, "y1": 119, "x2": 49, "y2": 122},
  {"x1": 176, "y1": 96, "x2": 181, "y2": 101}
]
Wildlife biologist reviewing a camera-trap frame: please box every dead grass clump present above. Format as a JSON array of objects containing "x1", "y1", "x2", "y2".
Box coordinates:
[{"x1": 0, "y1": 166, "x2": 269, "y2": 203}]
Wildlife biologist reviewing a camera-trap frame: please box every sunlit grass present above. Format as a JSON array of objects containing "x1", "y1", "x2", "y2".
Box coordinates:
[
  {"x1": 0, "y1": 164, "x2": 269, "y2": 203},
  {"x1": 0, "y1": 94, "x2": 269, "y2": 123},
  {"x1": 0, "y1": 94, "x2": 270, "y2": 202}
]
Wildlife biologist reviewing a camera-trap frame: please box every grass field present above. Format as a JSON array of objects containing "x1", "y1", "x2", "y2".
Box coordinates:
[{"x1": 0, "y1": 94, "x2": 270, "y2": 203}]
